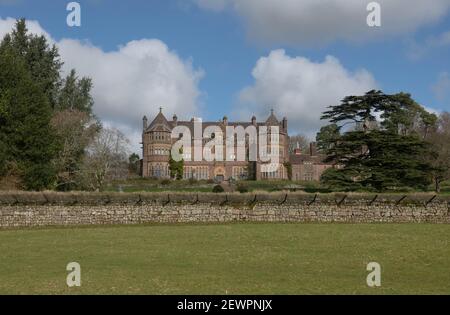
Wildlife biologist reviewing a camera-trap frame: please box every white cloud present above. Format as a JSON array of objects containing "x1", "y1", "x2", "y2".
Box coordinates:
[
  {"x1": 195, "y1": 0, "x2": 450, "y2": 45},
  {"x1": 0, "y1": 18, "x2": 204, "y2": 154},
  {"x1": 235, "y1": 50, "x2": 378, "y2": 137},
  {"x1": 58, "y1": 38, "x2": 204, "y2": 136},
  {"x1": 0, "y1": 17, "x2": 51, "y2": 40},
  {"x1": 432, "y1": 72, "x2": 450, "y2": 103}
]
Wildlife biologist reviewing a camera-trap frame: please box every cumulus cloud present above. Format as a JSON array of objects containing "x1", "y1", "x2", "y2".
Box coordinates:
[
  {"x1": 235, "y1": 50, "x2": 378, "y2": 138},
  {"x1": 0, "y1": 17, "x2": 51, "y2": 40},
  {"x1": 0, "y1": 18, "x2": 204, "y2": 154},
  {"x1": 58, "y1": 39, "x2": 204, "y2": 132},
  {"x1": 194, "y1": 0, "x2": 450, "y2": 45}
]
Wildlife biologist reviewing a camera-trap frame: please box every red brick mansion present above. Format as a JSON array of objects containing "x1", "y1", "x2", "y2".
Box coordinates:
[{"x1": 141, "y1": 109, "x2": 332, "y2": 181}]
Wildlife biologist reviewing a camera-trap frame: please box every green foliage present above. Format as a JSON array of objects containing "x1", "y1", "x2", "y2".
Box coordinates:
[
  {"x1": 0, "y1": 48, "x2": 59, "y2": 190},
  {"x1": 0, "y1": 19, "x2": 97, "y2": 191},
  {"x1": 57, "y1": 69, "x2": 94, "y2": 113},
  {"x1": 283, "y1": 162, "x2": 292, "y2": 181},
  {"x1": 0, "y1": 138, "x2": 8, "y2": 176},
  {"x1": 2, "y1": 19, "x2": 62, "y2": 109},
  {"x1": 169, "y1": 149, "x2": 184, "y2": 180},
  {"x1": 320, "y1": 91, "x2": 436, "y2": 192},
  {"x1": 128, "y1": 153, "x2": 140, "y2": 175},
  {"x1": 160, "y1": 179, "x2": 171, "y2": 186},
  {"x1": 316, "y1": 124, "x2": 340, "y2": 153},
  {"x1": 212, "y1": 185, "x2": 225, "y2": 193},
  {"x1": 236, "y1": 183, "x2": 249, "y2": 193}
]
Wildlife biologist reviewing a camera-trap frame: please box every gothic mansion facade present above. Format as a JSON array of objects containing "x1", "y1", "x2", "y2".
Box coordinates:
[{"x1": 141, "y1": 110, "x2": 332, "y2": 181}]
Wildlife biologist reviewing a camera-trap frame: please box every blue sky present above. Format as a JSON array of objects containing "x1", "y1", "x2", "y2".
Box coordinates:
[{"x1": 1, "y1": 0, "x2": 450, "y2": 148}]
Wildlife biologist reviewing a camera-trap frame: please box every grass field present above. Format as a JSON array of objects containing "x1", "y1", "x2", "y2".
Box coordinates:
[{"x1": 0, "y1": 223, "x2": 449, "y2": 295}]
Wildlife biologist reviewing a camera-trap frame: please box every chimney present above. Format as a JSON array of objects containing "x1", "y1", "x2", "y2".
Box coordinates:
[
  {"x1": 251, "y1": 115, "x2": 257, "y2": 126},
  {"x1": 223, "y1": 116, "x2": 228, "y2": 125},
  {"x1": 173, "y1": 114, "x2": 178, "y2": 125},
  {"x1": 310, "y1": 142, "x2": 317, "y2": 156},
  {"x1": 282, "y1": 117, "x2": 287, "y2": 131},
  {"x1": 294, "y1": 142, "x2": 301, "y2": 155},
  {"x1": 143, "y1": 116, "x2": 148, "y2": 130}
]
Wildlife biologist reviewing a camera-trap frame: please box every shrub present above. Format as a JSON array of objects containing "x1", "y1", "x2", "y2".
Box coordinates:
[
  {"x1": 236, "y1": 183, "x2": 249, "y2": 193},
  {"x1": 188, "y1": 177, "x2": 198, "y2": 185},
  {"x1": 206, "y1": 179, "x2": 215, "y2": 184},
  {"x1": 212, "y1": 185, "x2": 225, "y2": 193},
  {"x1": 160, "y1": 179, "x2": 171, "y2": 186}
]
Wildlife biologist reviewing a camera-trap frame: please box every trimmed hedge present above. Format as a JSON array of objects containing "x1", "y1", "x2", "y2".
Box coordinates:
[{"x1": 0, "y1": 191, "x2": 449, "y2": 206}]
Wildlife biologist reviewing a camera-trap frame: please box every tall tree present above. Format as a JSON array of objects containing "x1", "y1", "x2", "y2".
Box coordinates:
[
  {"x1": 316, "y1": 124, "x2": 340, "y2": 153},
  {"x1": 52, "y1": 69, "x2": 98, "y2": 190},
  {"x1": 79, "y1": 128, "x2": 130, "y2": 191},
  {"x1": 320, "y1": 91, "x2": 436, "y2": 191},
  {"x1": 51, "y1": 110, "x2": 99, "y2": 191},
  {"x1": 428, "y1": 112, "x2": 450, "y2": 192},
  {"x1": 57, "y1": 69, "x2": 94, "y2": 113},
  {"x1": 0, "y1": 48, "x2": 59, "y2": 190},
  {"x1": 1, "y1": 19, "x2": 62, "y2": 109}
]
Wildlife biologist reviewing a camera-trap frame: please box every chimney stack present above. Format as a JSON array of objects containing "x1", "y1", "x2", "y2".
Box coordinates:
[
  {"x1": 294, "y1": 142, "x2": 301, "y2": 155},
  {"x1": 143, "y1": 116, "x2": 148, "y2": 130},
  {"x1": 310, "y1": 142, "x2": 317, "y2": 156}
]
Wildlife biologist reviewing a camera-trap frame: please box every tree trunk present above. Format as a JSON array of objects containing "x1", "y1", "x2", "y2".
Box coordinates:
[{"x1": 435, "y1": 179, "x2": 441, "y2": 193}]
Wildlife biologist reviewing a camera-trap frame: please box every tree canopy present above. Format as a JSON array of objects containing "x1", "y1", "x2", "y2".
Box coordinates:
[{"x1": 319, "y1": 90, "x2": 437, "y2": 192}]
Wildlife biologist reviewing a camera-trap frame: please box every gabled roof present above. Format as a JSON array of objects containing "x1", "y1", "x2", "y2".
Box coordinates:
[
  {"x1": 266, "y1": 109, "x2": 279, "y2": 125},
  {"x1": 146, "y1": 110, "x2": 171, "y2": 132}
]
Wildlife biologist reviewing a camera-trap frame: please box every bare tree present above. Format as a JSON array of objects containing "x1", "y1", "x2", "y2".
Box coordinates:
[
  {"x1": 51, "y1": 109, "x2": 99, "y2": 190},
  {"x1": 429, "y1": 112, "x2": 450, "y2": 192},
  {"x1": 80, "y1": 127, "x2": 130, "y2": 191},
  {"x1": 288, "y1": 134, "x2": 310, "y2": 154}
]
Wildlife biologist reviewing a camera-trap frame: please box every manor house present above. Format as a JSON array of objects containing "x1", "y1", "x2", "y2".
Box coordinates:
[{"x1": 141, "y1": 109, "x2": 332, "y2": 181}]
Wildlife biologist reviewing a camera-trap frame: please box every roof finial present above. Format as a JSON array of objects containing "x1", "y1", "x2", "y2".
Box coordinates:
[
  {"x1": 271, "y1": 108, "x2": 274, "y2": 115},
  {"x1": 159, "y1": 107, "x2": 163, "y2": 113}
]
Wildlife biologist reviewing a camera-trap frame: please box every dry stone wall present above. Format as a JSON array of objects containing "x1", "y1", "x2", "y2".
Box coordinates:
[{"x1": 0, "y1": 192, "x2": 449, "y2": 228}]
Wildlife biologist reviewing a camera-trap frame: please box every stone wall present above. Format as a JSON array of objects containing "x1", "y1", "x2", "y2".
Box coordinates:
[{"x1": 0, "y1": 192, "x2": 449, "y2": 228}]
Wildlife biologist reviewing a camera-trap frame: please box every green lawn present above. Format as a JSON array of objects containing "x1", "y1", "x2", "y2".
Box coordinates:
[{"x1": 0, "y1": 223, "x2": 449, "y2": 295}]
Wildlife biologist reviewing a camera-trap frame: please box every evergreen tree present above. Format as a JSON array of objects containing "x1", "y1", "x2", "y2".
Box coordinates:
[
  {"x1": 0, "y1": 18, "x2": 97, "y2": 191},
  {"x1": 319, "y1": 91, "x2": 436, "y2": 191},
  {"x1": 0, "y1": 48, "x2": 59, "y2": 190},
  {"x1": 1, "y1": 19, "x2": 62, "y2": 109},
  {"x1": 316, "y1": 124, "x2": 340, "y2": 153},
  {"x1": 57, "y1": 69, "x2": 94, "y2": 113}
]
